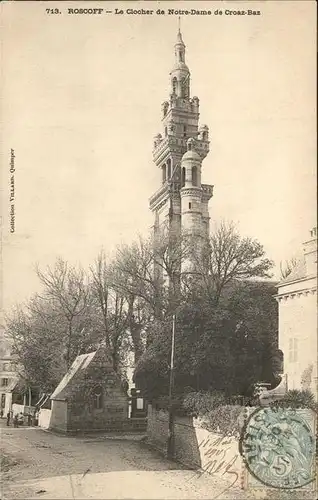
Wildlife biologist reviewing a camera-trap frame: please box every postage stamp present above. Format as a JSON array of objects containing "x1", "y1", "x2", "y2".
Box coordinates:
[{"x1": 239, "y1": 407, "x2": 317, "y2": 490}]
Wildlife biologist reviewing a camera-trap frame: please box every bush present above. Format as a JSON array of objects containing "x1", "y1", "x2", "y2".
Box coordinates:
[
  {"x1": 200, "y1": 405, "x2": 243, "y2": 437},
  {"x1": 270, "y1": 389, "x2": 317, "y2": 411},
  {"x1": 182, "y1": 391, "x2": 243, "y2": 436},
  {"x1": 182, "y1": 391, "x2": 227, "y2": 417},
  {"x1": 152, "y1": 395, "x2": 185, "y2": 414}
]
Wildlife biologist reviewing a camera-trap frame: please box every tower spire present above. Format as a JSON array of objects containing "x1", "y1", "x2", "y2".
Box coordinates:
[
  {"x1": 176, "y1": 17, "x2": 184, "y2": 46},
  {"x1": 171, "y1": 23, "x2": 189, "y2": 98}
]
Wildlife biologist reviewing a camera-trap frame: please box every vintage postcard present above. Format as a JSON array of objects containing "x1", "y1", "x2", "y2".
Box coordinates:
[{"x1": 0, "y1": 1, "x2": 317, "y2": 499}]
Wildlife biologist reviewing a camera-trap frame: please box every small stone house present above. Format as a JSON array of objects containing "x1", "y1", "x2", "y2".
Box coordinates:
[{"x1": 49, "y1": 347, "x2": 129, "y2": 433}]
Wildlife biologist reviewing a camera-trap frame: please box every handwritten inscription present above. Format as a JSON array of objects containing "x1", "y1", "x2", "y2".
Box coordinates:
[{"x1": 197, "y1": 435, "x2": 239, "y2": 487}]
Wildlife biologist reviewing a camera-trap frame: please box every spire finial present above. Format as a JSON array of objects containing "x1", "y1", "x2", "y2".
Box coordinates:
[{"x1": 176, "y1": 18, "x2": 184, "y2": 45}]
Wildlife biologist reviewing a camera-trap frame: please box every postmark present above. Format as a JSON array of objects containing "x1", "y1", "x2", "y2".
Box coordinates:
[{"x1": 239, "y1": 407, "x2": 316, "y2": 490}]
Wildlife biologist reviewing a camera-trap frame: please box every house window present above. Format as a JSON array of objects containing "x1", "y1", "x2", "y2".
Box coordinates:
[
  {"x1": 289, "y1": 338, "x2": 298, "y2": 363},
  {"x1": 93, "y1": 387, "x2": 103, "y2": 410},
  {"x1": 183, "y1": 125, "x2": 187, "y2": 138},
  {"x1": 1, "y1": 378, "x2": 8, "y2": 387}
]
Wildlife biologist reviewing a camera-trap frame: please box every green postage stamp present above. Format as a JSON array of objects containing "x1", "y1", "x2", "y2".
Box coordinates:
[{"x1": 240, "y1": 407, "x2": 317, "y2": 493}]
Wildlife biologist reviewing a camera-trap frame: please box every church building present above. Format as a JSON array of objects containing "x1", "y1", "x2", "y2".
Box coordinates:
[{"x1": 149, "y1": 29, "x2": 213, "y2": 274}]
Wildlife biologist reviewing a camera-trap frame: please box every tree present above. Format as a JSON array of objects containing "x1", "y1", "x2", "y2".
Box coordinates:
[
  {"x1": 190, "y1": 221, "x2": 274, "y2": 305},
  {"x1": 135, "y1": 222, "x2": 277, "y2": 399},
  {"x1": 6, "y1": 300, "x2": 67, "y2": 392},
  {"x1": 6, "y1": 258, "x2": 98, "y2": 392},
  {"x1": 36, "y1": 258, "x2": 94, "y2": 368},
  {"x1": 135, "y1": 280, "x2": 278, "y2": 399},
  {"x1": 90, "y1": 251, "x2": 129, "y2": 372}
]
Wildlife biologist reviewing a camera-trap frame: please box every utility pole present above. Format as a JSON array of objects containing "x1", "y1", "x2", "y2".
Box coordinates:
[{"x1": 167, "y1": 313, "x2": 176, "y2": 459}]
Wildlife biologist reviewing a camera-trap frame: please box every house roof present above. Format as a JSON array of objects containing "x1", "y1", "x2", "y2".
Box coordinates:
[{"x1": 50, "y1": 351, "x2": 97, "y2": 400}]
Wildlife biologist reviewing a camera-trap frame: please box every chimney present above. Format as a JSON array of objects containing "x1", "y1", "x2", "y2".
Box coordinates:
[{"x1": 303, "y1": 227, "x2": 317, "y2": 276}]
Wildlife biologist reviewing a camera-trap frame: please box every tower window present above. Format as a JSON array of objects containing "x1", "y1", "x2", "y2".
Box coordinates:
[
  {"x1": 162, "y1": 164, "x2": 167, "y2": 183},
  {"x1": 172, "y1": 77, "x2": 177, "y2": 94},
  {"x1": 164, "y1": 127, "x2": 168, "y2": 137},
  {"x1": 189, "y1": 202, "x2": 192, "y2": 209},
  {"x1": 181, "y1": 167, "x2": 185, "y2": 187},
  {"x1": 167, "y1": 159, "x2": 171, "y2": 179},
  {"x1": 192, "y1": 166, "x2": 198, "y2": 186}
]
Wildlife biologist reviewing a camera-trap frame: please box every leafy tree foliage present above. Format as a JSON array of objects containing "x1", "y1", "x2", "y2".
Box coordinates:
[
  {"x1": 5, "y1": 222, "x2": 277, "y2": 399},
  {"x1": 135, "y1": 222, "x2": 277, "y2": 400},
  {"x1": 134, "y1": 280, "x2": 278, "y2": 399}
]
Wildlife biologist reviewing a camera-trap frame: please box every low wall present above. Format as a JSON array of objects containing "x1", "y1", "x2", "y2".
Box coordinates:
[
  {"x1": 146, "y1": 406, "x2": 169, "y2": 452},
  {"x1": 12, "y1": 403, "x2": 35, "y2": 415},
  {"x1": 147, "y1": 404, "x2": 241, "y2": 479},
  {"x1": 64, "y1": 418, "x2": 147, "y2": 434},
  {"x1": 38, "y1": 408, "x2": 52, "y2": 429}
]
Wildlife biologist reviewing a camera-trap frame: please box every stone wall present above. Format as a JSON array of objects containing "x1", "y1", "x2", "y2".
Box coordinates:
[
  {"x1": 66, "y1": 383, "x2": 129, "y2": 432},
  {"x1": 49, "y1": 400, "x2": 67, "y2": 432},
  {"x1": 147, "y1": 404, "x2": 241, "y2": 479},
  {"x1": 147, "y1": 405, "x2": 169, "y2": 452}
]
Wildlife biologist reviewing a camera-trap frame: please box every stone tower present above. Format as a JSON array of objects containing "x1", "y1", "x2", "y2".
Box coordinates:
[{"x1": 149, "y1": 29, "x2": 213, "y2": 274}]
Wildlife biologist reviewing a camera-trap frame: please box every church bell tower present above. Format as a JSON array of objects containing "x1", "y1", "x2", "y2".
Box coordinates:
[{"x1": 149, "y1": 28, "x2": 213, "y2": 273}]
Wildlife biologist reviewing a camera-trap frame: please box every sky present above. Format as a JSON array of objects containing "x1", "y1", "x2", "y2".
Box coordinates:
[{"x1": 1, "y1": 0, "x2": 316, "y2": 317}]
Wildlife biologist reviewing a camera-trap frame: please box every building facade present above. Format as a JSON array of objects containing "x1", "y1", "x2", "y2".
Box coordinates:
[
  {"x1": 49, "y1": 347, "x2": 129, "y2": 433},
  {"x1": 149, "y1": 30, "x2": 213, "y2": 274},
  {"x1": 276, "y1": 227, "x2": 318, "y2": 399},
  {"x1": 0, "y1": 338, "x2": 19, "y2": 414}
]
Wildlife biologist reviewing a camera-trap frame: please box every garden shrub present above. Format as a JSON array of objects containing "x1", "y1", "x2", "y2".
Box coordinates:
[
  {"x1": 182, "y1": 391, "x2": 243, "y2": 436},
  {"x1": 270, "y1": 389, "x2": 317, "y2": 411},
  {"x1": 199, "y1": 405, "x2": 243, "y2": 437},
  {"x1": 182, "y1": 391, "x2": 227, "y2": 417}
]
